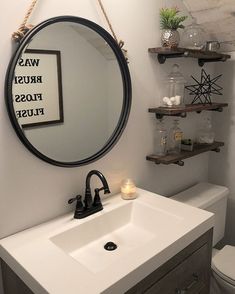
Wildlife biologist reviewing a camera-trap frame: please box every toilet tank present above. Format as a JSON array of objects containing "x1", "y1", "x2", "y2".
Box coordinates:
[{"x1": 171, "y1": 182, "x2": 229, "y2": 246}]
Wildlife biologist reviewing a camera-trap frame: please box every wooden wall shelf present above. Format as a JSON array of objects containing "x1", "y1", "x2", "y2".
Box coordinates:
[
  {"x1": 149, "y1": 103, "x2": 228, "y2": 119},
  {"x1": 146, "y1": 142, "x2": 224, "y2": 166},
  {"x1": 148, "y1": 47, "x2": 231, "y2": 67}
]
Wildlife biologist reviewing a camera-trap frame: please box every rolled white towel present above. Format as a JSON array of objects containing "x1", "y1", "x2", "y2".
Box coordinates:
[
  {"x1": 174, "y1": 95, "x2": 181, "y2": 105},
  {"x1": 162, "y1": 97, "x2": 170, "y2": 105},
  {"x1": 167, "y1": 100, "x2": 173, "y2": 106},
  {"x1": 170, "y1": 96, "x2": 176, "y2": 103}
]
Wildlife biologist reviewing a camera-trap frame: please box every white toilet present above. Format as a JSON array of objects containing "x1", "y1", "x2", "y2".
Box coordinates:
[{"x1": 171, "y1": 182, "x2": 235, "y2": 294}]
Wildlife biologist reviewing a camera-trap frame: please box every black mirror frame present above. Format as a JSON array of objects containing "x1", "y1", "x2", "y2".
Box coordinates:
[{"x1": 5, "y1": 16, "x2": 132, "y2": 168}]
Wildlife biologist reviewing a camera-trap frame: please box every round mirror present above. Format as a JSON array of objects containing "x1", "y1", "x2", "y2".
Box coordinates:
[{"x1": 5, "y1": 16, "x2": 131, "y2": 167}]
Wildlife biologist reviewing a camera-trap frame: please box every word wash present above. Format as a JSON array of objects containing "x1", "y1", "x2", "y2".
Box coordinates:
[{"x1": 14, "y1": 56, "x2": 45, "y2": 121}]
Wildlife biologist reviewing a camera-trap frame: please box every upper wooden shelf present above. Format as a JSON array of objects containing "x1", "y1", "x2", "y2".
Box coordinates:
[
  {"x1": 148, "y1": 47, "x2": 231, "y2": 67},
  {"x1": 149, "y1": 103, "x2": 228, "y2": 119}
]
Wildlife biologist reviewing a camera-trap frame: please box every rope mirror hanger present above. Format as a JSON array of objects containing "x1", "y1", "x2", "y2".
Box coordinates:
[
  {"x1": 11, "y1": 0, "x2": 128, "y2": 58},
  {"x1": 12, "y1": 0, "x2": 38, "y2": 42},
  {"x1": 97, "y1": 0, "x2": 128, "y2": 58}
]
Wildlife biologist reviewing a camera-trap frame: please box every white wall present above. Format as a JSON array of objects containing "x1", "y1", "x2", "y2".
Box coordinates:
[
  {"x1": 0, "y1": 0, "x2": 214, "y2": 292},
  {"x1": 183, "y1": 0, "x2": 235, "y2": 52},
  {"x1": 209, "y1": 53, "x2": 235, "y2": 246}
]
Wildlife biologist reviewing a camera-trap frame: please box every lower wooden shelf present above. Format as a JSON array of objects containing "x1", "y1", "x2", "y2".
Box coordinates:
[{"x1": 146, "y1": 141, "x2": 224, "y2": 166}]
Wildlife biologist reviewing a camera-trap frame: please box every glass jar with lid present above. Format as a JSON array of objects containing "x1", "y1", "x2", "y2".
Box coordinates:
[
  {"x1": 182, "y1": 18, "x2": 206, "y2": 50},
  {"x1": 161, "y1": 64, "x2": 186, "y2": 108}
]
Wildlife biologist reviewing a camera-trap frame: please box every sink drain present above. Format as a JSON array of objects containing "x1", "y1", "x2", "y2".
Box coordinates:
[{"x1": 104, "y1": 241, "x2": 118, "y2": 251}]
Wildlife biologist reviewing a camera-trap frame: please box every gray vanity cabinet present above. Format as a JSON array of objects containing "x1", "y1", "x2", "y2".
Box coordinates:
[
  {"x1": 1, "y1": 260, "x2": 33, "y2": 294},
  {"x1": 126, "y1": 229, "x2": 213, "y2": 294}
]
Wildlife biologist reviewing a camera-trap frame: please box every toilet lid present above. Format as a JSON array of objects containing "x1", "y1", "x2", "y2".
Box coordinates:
[{"x1": 212, "y1": 245, "x2": 235, "y2": 286}]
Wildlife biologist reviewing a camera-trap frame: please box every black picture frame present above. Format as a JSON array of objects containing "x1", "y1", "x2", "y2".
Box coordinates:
[
  {"x1": 5, "y1": 16, "x2": 132, "y2": 168},
  {"x1": 14, "y1": 49, "x2": 64, "y2": 128}
]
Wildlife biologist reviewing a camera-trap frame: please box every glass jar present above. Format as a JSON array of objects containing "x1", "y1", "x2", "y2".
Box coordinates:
[
  {"x1": 197, "y1": 118, "x2": 215, "y2": 144},
  {"x1": 161, "y1": 64, "x2": 186, "y2": 108},
  {"x1": 121, "y1": 179, "x2": 137, "y2": 200},
  {"x1": 168, "y1": 119, "x2": 183, "y2": 154},
  {"x1": 182, "y1": 18, "x2": 206, "y2": 50},
  {"x1": 154, "y1": 119, "x2": 167, "y2": 156}
]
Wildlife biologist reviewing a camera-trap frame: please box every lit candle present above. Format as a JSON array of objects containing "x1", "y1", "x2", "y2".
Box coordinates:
[{"x1": 121, "y1": 179, "x2": 137, "y2": 200}]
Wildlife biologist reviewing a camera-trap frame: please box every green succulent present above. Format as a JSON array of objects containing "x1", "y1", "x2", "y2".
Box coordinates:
[{"x1": 160, "y1": 7, "x2": 187, "y2": 30}]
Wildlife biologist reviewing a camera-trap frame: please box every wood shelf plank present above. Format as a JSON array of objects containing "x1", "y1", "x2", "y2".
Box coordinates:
[
  {"x1": 148, "y1": 47, "x2": 231, "y2": 66},
  {"x1": 149, "y1": 103, "x2": 228, "y2": 118},
  {"x1": 146, "y1": 141, "x2": 224, "y2": 166}
]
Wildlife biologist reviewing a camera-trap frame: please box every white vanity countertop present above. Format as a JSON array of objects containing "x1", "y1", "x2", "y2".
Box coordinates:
[{"x1": 0, "y1": 188, "x2": 214, "y2": 294}]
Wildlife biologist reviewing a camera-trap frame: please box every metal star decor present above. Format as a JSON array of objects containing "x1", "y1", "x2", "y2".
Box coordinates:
[{"x1": 185, "y1": 69, "x2": 223, "y2": 105}]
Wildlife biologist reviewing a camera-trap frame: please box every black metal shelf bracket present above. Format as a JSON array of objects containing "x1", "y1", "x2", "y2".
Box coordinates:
[
  {"x1": 155, "y1": 112, "x2": 187, "y2": 120},
  {"x1": 209, "y1": 107, "x2": 223, "y2": 113},
  {"x1": 198, "y1": 57, "x2": 227, "y2": 67},
  {"x1": 174, "y1": 160, "x2": 185, "y2": 167},
  {"x1": 155, "y1": 113, "x2": 164, "y2": 119},
  {"x1": 196, "y1": 107, "x2": 223, "y2": 113},
  {"x1": 157, "y1": 54, "x2": 228, "y2": 67},
  {"x1": 158, "y1": 54, "x2": 166, "y2": 64},
  {"x1": 212, "y1": 147, "x2": 221, "y2": 153},
  {"x1": 157, "y1": 53, "x2": 184, "y2": 64}
]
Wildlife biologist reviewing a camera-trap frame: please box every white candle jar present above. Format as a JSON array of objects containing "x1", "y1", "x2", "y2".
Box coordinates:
[
  {"x1": 121, "y1": 179, "x2": 137, "y2": 200},
  {"x1": 161, "y1": 64, "x2": 186, "y2": 108}
]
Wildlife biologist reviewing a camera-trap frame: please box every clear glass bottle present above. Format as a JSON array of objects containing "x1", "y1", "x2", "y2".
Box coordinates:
[
  {"x1": 197, "y1": 118, "x2": 215, "y2": 144},
  {"x1": 161, "y1": 64, "x2": 186, "y2": 108},
  {"x1": 168, "y1": 119, "x2": 183, "y2": 154},
  {"x1": 154, "y1": 119, "x2": 167, "y2": 156}
]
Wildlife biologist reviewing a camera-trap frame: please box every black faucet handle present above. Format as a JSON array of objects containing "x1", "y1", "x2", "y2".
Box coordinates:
[
  {"x1": 93, "y1": 188, "x2": 102, "y2": 207},
  {"x1": 68, "y1": 195, "x2": 85, "y2": 218},
  {"x1": 68, "y1": 195, "x2": 82, "y2": 204},
  {"x1": 97, "y1": 186, "x2": 110, "y2": 195},
  {"x1": 68, "y1": 195, "x2": 84, "y2": 217}
]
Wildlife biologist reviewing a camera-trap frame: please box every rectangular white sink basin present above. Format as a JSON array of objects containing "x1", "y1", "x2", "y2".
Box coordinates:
[
  {"x1": 0, "y1": 188, "x2": 214, "y2": 294},
  {"x1": 50, "y1": 201, "x2": 182, "y2": 273}
]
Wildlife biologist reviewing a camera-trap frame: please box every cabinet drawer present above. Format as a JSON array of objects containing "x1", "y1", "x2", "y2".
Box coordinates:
[{"x1": 145, "y1": 244, "x2": 209, "y2": 294}]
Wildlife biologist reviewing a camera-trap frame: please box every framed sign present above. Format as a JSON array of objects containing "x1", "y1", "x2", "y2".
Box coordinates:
[{"x1": 13, "y1": 49, "x2": 64, "y2": 128}]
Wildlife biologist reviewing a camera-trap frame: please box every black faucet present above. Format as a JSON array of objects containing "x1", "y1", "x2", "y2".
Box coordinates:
[{"x1": 68, "y1": 170, "x2": 110, "y2": 219}]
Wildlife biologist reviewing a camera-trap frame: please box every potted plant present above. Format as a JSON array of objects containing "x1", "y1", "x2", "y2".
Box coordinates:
[{"x1": 160, "y1": 7, "x2": 187, "y2": 48}]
